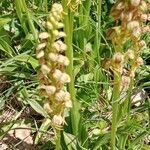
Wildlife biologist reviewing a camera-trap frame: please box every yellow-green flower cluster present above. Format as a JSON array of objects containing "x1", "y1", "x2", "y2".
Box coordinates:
[
  {"x1": 36, "y1": 3, "x2": 72, "y2": 128},
  {"x1": 108, "y1": 0, "x2": 150, "y2": 91},
  {"x1": 67, "y1": 0, "x2": 81, "y2": 11}
]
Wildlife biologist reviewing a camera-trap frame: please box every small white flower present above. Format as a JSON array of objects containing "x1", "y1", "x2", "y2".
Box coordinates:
[
  {"x1": 57, "y1": 55, "x2": 70, "y2": 66},
  {"x1": 52, "y1": 115, "x2": 64, "y2": 126},
  {"x1": 37, "y1": 50, "x2": 44, "y2": 58},
  {"x1": 140, "y1": 1, "x2": 147, "y2": 12},
  {"x1": 139, "y1": 40, "x2": 146, "y2": 48},
  {"x1": 127, "y1": 49, "x2": 134, "y2": 60},
  {"x1": 65, "y1": 100, "x2": 72, "y2": 108},
  {"x1": 52, "y1": 3, "x2": 63, "y2": 15},
  {"x1": 57, "y1": 32, "x2": 66, "y2": 39},
  {"x1": 39, "y1": 32, "x2": 49, "y2": 40},
  {"x1": 45, "y1": 85, "x2": 56, "y2": 95},
  {"x1": 49, "y1": 53, "x2": 58, "y2": 62},
  {"x1": 131, "y1": 0, "x2": 141, "y2": 7},
  {"x1": 132, "y1": 27, "x2": 141, "y2": 38},
  {"x1": 140, "y1": 14, "x2": 148, "y2": 22},
  {"x1": 60, "y1": 73, "x2": 71, "y2": 83},
  {"x1": 36, "y1": 43, "x2": 46, "y2": 51},
  {"x1": 127, "y1": 21, "x2": 140, "y2": 31},
  {"x1": 116, "y1": 2, "x2": 125, "y2": 10},
  {"x1": 44, "y1": 102, "x2": 53, "y2": 113},
  {"x1": 53, "y1": 69, "x2": 62, "y2": 80},
  {"x1": 41, "y1": 64, "x2": 51, "y2": 75},
  {"x1": 53, "y1": 40, "x2": 67, "y2": 52},
  {"x1": 137, "y1": 57, "x2": 144, "y2": 66},
  {"x1": 55, "y1": 90, "x2": 65, "y2": 101}
]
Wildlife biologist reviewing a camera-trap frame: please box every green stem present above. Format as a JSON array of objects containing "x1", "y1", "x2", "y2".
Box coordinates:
[
  {"x1": 55, "y1": 130, "x2": 61, "y2": 150},
  {"x1": 62, "y1": 1, "x2": 79, "y2": 136},
  {"x1": 111, "y1": 73, "x2": 121, "y2": 150},
  {"x1": 22, "y1": 0, "x2": 38, "y2": 40}
]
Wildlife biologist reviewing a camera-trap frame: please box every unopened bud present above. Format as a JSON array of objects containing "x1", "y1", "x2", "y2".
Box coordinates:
[{"x1": 46, "y1": 21, "x2": 53, "y2": 30}]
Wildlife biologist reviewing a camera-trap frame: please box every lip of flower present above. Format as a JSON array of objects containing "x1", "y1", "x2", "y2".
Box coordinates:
[
  {"x1": 113, "y1": 52, "x2": 124, "y2": 64},
  {"x1": 41, "y1": 64, "x2": 51, "y2": 75},
  {"x1": 37, "y1": 50, "x2": 44, "y2": 59},
  {"x1": 36, "y1": 43, "x2": 47, "y2": 51},
  {"x1": 53, "y1": 40, "x2": 67, "y2": 52},
  {"x1": 52, "y1": 115, "x2": 64, "y2": 126}
]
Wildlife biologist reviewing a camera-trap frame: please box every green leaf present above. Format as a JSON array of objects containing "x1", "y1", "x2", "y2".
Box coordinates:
[{"x1": 26, "y1": 99, "x2": 48, "y2": 118}]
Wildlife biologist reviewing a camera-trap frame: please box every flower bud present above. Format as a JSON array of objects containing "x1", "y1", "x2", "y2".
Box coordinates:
[
  {"x1": 52, "y1": 115, "x2": 64, "y2": 126},
  {"x1": 46, "y1": 21, "x2": 53, "y2": 30},
  {"x1": 53, "y1": 30, "x2": 59, "y2": 37},
  {"x1": 39, "y1": 32, "x2": 49, "y2": 40},
  {"x1": 113, "y1": 52, "x2": 124, "y2": 64},
  {"x1": 57, "y1": 23, "x2": 64, "y2": 28},
  {"x1": 137, "y1": 57, "x2": 144, "y2": 66},
  {"x1": 37, "y1": 50, "x2": 44, "y2": 58},
  {"x1": 131, "y1": 0, "x2": 141, "y2": 7},
  {"x1": 41, "y1": 64, "x2": 51, "y2": 75},
  {"x1": 36, "y1": 43, "x2": 46, "y2": 51},
  {"x1": 49, "y1": 15, "x2": 58, "y2": 26},
  {"x1": 139, "y1": 40, "x2": 146, "y2": 48}
]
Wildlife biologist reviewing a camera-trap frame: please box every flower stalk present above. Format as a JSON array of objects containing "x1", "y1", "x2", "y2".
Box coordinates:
[{"x1": 36, "y1": 3, "x2": 72, "y2": 149}]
